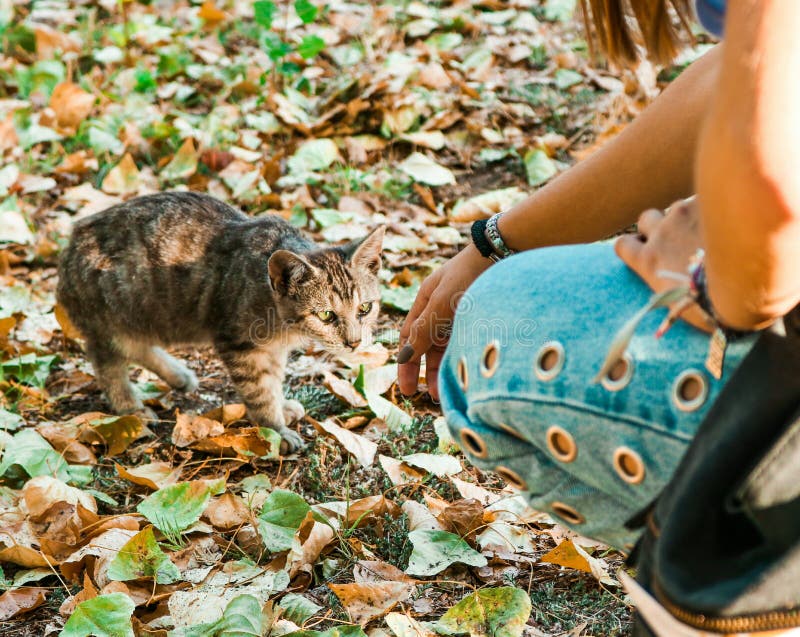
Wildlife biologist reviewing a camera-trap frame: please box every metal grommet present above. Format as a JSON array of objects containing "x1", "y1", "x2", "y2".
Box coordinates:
[
  {"x1": 545, "y1": 426, "x2": 577, "y2": 463},
  {"x1": 534, "y1": 341, "x2": 565, "y2": 382},
  {"x1": 613, "y1": 447, "x2": 646, "y2": 485},
  {"x1": 480, "y1": 341, "x2": 500, "y2": 378},
  {"x1": 497, "y1": 422, "x2": 528, "y2": 442},
  {"x1": 459, "y1": 427, "x2": 489, "y2": 458},
  {"x1": 495, "y1": 465, "x2": 528, "y2": 490},
  {"x1": 601, "y1": 352, "x2": 634, "y2": 392},
  {"x1": 457, "y1": 356, "x2": 469, "y2": 391},
  {"x1": 551, "y1": 501, "x2": 585, "y2": 525},
  {"x1": 672, "y1": 369, "x2": 709, "y2": 412}
]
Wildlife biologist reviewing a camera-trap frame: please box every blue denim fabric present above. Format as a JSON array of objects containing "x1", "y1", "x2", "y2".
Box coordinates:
[{"x1": 439, "y1": 243, "x2": 754, "y2": 550}]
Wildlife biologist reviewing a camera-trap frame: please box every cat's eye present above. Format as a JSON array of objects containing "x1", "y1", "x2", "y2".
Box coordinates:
[
  {"x1": 316, "y1": 310, "x2": 336, "y2": 323},
  {"x1": 358, "y1": 302, "x2": 373, "y2": 316}
]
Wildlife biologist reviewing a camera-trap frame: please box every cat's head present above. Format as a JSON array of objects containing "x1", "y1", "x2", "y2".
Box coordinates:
[{"x1": 267, "y1": 227, "x2": 384, "y2": 351}]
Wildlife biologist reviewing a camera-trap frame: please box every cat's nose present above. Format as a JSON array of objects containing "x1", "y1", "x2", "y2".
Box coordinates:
[{"x1": 346, "y1": 338, "x2": 361, "y2": 350}]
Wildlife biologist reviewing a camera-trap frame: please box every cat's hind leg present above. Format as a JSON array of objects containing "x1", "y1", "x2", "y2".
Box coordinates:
[
  {"x1": 215, "y1": 338, "x2": 304, "y2": 452},
  {"x1": 86, "y1": 337, "x2": 155, "y2": 420},
  {"x1": 126, "y1": 343, "x2": 199, "y2": 393}
]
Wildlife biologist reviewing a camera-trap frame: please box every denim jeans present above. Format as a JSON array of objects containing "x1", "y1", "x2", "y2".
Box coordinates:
[{"x1": 439, "y1": 243, "x2": 755, "y2": 550}]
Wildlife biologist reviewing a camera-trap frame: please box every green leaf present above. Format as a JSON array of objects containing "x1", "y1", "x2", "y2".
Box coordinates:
[
  {"x1": 256, "y1": 489, "x2": 310, "y2": 553},
  {"x1": 297, "y1": 35, "x2": 326, "y2": 60},
  {"x1": 137, "y1": 479, "x2": 226, "y2": 537},
  {"x1": 287, "y1": 138, "x2": 340, "y2": 175},
  {"x1": 285, "y1": 628, "x2": 367, "y2": 637},
  {"x1": 398, "y1": 152, "x2": 455, "y2": 186},
  {"x1": 254, "y1": 0, "x2": 277, "y2": 28},
  {"x1": 424, "y1": 32, "x2": 463, "y2": 52},
  {"x1": 405, "y1": 530, "x2": 487, "y2": 576},
  {"x1": 294, "y1": 0, "x2": 318, "y2": 24},
  {"x1": 435, "y1": 587, "x2": 532, "y2": 637},
  {"x1": 278, "y1": 593, "x2": 322, "y2": 624},
  {"x1": 523, "y1": 149, "x2": 558, "y2": 187},
  {"x1": 61, "y1": 592, "x2": 135, "y2": 637},
  {"x1": 0, "y1": 353, "x2": 57, "y2": 385},
  {"x1": 544, "y1": 0, "x2": 577, "y2": 22},
  {"x1": 0, "y1": 429, "x2": 71, "y2": 483},
  {"x1": 169, "y1": 594, "x2": 266, "y2": 637},
  {"x1": 380, "y1": 282, "x2": 421, "y2": 313},
  {"x1": 0, "y1": 409, "x2": 23, "y2": 431},
  {"x1": 107, "y1": 527, "x2": 181, "y2": 585},
  {"x1": 311, "y1": 208, "x2": 354, "y2": 229},
  {"x1": 554, "y1": 68, "x2": 583, "y2": 90}
]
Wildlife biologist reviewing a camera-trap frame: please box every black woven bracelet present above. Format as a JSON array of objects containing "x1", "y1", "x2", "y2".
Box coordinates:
[
  {"x1": 691, "y1": 263, "x2": 749, "y2": 341},
  {"x1": 471, "y1": 219, "x2": 495, "y2": 259}
]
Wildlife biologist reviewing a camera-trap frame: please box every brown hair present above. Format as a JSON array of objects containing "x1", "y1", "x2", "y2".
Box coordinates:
[{"x1": 580, "y1": 0, "x2": 695, "y2": 66}]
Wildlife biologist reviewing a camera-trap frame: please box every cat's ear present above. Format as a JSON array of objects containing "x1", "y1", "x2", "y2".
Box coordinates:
[
  {"x1": 345, "y1": 226, "x2": 385, "y2": 275},
  {"x1": 268, "y1": 250, "x2": 315, "y2": 295}
]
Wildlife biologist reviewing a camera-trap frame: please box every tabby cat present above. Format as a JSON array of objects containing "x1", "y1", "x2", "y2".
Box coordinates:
[{"x1": 57, "y1": 191, "x2": 384, "y2": 452}]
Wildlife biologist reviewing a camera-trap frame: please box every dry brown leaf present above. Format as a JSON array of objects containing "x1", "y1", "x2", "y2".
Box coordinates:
[
  {"x1": 191, "y1": 427, "x2": 278, "y2": 458},
  {"x1": 35, "y1": 25, "x2": 80, "y2": 59},
  {"x1": 286, "y1": 512, "x2": 336, "y2": 579},
  {"x1": 0, "y1": 315, "x2": 16, "y2": 340},
  {"x1": 172, "y1": 411, "x2": 224, "y2": 447},
  {"x1": 59, "y1": 573, "x2": 98, "y2": 617},
  {"x1": 101, "y1": 153, "x2": 140, "y2": 195},
  {"x1": 329, "y1": 581, "x2": 415, "y2": 625},
  {"x1": 314, "y1": 418, "x2": 377, "y2": 468},
  {"x1": 49, "y1": 82, "x2": 95, "y2": 131},
  {"x1": 36, "y1": 422, "x2": 98, "y2": 465},
  {"x1": 23, "y1": 475, "x2": 97, "y2": 519},
  {"x1": 115, "y1": 462, "x2": 182, "y2": 490},
  {"x1": 378, "y1": 456, "x2": 426, "y2": 486},
  {"x1": 436, "y1": 499, "x2": 485, "y2": 538},
  {"x1": 0, "y1": 587, "x2": 48, "y2": 620},
  {"x1": 202, "y1": 403, "x2": 247, "y2": 424},
  {"x1": 0, "y1": 544, "x2": 54, "y2": 568},
  {"x1": 203, "y1": 493, "x2": 249, "y2": 530},
  {"x1": 354, "y1": 560, "x2": 415, "y2": 584},
  {"x1": 60, "y1": 527, "x2": 138, "y2": 585},
  {"x1": 418, "y1": 63, "x2": 452, "y2": 90},
  {"x1": 322, "y1": 371, "x2": 367, "y2": 408}
]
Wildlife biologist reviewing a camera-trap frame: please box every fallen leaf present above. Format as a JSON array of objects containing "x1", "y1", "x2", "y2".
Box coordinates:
[
  {"x1": 161, "y1": 138, "x2": 199, "y2": 181},
  {"x1": 203, "y1": 493, "x2": 250, "y2": 530},
  {"x1": 322, "y1": 371, "x2": 367, "y2": 408},
  {"x1": 137, "y1": 478, "x2": 226, "y2": 538},
  {"x1": 115, "y1": 462, "x2": 182, "y2": 490},
  {"x1": 435, "y1": 587, "x2": 531, "y2": 637},
  {"x1": 398, "y1": 152, "x2": 456, "y2": 186},
  {"x1": 60, "y1": 593, "x2": 135, "y2": 637},
  {"x1": 401, "y1": 453, "x2": 462, "y2": 477},
  {"x1": 405, "y1": 529, "x2": 486, "y2": 576},
  {"x1": 379, "y1": 455, "x2": 426, "y2": 486},
  {"x1": 22, "y1": 475, "x2": 97, "y2": 519},
  {"x1": 106, "y1": 526, "x2": 181, "y2": 585},
  {"x1": 172, "y1": 411, "x2": 224, "y2": 447},
  {"x1": 49, "y1": 82, "x2": 95, "y2": 130},
  {"x1": 101, "y1": 154, "x2": 140, "y2": 195},
  {"x1": 385, "y1": 612, "x2": 436, "y2": 637},
  {"x1": 539, "y1": 539, "x2": 592, "y2": 573},
  {"x1": 314, "y1": 418, "x2": 377, "y2": 468},
  {"x1": 329, "y1": 582, "x2": 415, "y2": 624},
  {"x1": 198, "y1": 1, "x2": 226, "y2": 22},
  {"x1": 0, "y1": 587, "x2": 48, "y2": 620}
]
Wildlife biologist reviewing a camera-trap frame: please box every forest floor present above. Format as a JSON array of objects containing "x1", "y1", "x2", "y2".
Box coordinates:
[{"x1": 0, "y1": 1, "x2": 709, "y2": 635}]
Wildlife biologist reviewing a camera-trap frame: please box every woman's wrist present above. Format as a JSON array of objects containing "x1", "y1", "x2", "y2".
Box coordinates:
[{"x1": 470, "y1": 213, "x2": 517, "y2": 262}]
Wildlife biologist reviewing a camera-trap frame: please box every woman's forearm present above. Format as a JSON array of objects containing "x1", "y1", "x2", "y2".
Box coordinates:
[
  {"x1": 697, "y1": 2, "x2": 800, "y2": 330},
  {"x1": 498, "y1": 46, "x2": 722, "y2": 251}
]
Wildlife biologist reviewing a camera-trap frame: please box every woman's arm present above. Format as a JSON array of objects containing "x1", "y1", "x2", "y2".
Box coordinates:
[
  {"x1": 697, "y1": 1, "x2": 800, "y2": 330},
  {"x1": 498, "y1": 45, "x2": 722, "y2": 250}
]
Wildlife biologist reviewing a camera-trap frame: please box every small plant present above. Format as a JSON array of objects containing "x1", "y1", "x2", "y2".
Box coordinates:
[{"x1": 254, "y1": 0, "x2": 326, "y2": 82}]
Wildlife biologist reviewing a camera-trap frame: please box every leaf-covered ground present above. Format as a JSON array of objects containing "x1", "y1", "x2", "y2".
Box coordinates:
[{"x1": 0, "y1": 1, "x2": 706, "y2": 635}]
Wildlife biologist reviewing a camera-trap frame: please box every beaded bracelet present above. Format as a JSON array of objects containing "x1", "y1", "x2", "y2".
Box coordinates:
[{"x1": 485, "y1": 213, "x2": 515, "y2": 259}]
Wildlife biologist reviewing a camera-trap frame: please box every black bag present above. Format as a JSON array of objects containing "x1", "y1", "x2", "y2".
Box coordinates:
[{"x1": 629, "y1": 307, "x2": 800, "y2": 635}]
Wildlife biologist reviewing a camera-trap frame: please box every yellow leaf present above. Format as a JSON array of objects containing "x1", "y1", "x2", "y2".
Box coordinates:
[
  {"x1": 198, "y1": 1, "x2": 226, "y2": 22},
  {"x1": 161, "y1": 138, "x2": 198, "y2": 181},
  {"x1": 101, "y1": 154, "x2": 140, "y2": 195},
  {"x1": 49, "y1": 82, "x2": 95, "y2": 130},
  {"x1": 539, "y1": 539, "x2": 592, "y2": 574}
]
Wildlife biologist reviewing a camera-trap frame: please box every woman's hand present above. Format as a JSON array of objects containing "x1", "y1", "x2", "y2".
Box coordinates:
[
  {"x1": 615, "y1": 197, "x2": 712, "y2": 331},
  {"x1": 397, "y1": 244, "x2": 491, "y2": 400}
]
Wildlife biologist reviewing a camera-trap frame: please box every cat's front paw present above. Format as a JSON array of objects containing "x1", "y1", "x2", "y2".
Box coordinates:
[
  {"x1": 278, "y1": 427, "x2": 305, "y2": 454},
  {"x1": 282, "y1": 399, "x2": 305, "y2": 423},
  {"x1": 172, "y1": 366, "x2": 199, "y2": 393}
]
